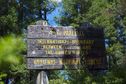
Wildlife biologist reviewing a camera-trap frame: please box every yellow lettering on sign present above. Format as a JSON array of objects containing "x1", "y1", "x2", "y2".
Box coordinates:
[
  {"x1": 59, "y1": 60, "x2": 63, "y2": 64},
  {"x1": 33, "y1": 58, "x2": 81, "y2": 65},
  {"x1": 61, "y1": 30, "x2": 85, "y2": 36},
  {"x1": 33, "y1": 59, "x2": 57, "y2": 65},
  {"x1": 85, "y1": 58, "x2": 102, "y2": 65},
  {"x1": 61, "y1": 59, "x2": 80, "y2": 64},
  {"x1": 38, "y1": 39, "x2": 94, "y2": 44},
  {"x1": 47, "y1": 60, "x2": 51, "y2": 64}
]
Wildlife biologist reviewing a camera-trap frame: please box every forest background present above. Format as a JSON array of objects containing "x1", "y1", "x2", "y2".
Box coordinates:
[{"x1": 0, "y1": 0, "x2": 126, "y2": 84}]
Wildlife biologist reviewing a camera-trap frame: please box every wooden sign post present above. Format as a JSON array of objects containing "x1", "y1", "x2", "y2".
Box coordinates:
[
  {"x1": 26, "y1": 21, "x2": 107, "y2": 83},
  {"x1": 36, "y1": 71, "x2": 49, "y2": 84}
]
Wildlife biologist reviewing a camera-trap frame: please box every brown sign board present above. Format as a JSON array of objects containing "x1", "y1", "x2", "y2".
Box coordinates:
[
  {"x1": 27, "y1": 57, "x2": 107, "y2": 70},
  {"x1": 27, "y1": 26, "x2": 104, "y2": 39},
  {"x1": 27, "y1": 39, "x2": 105, "y2": 57},
  {"x1": 27, "y1": 58, "x2": 80, "y2": 69},
  {"x1": 27, "y1": 25, "x2": 107, "y2": 70}
]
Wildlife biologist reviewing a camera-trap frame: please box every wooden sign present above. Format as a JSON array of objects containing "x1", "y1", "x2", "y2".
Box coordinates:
[
  {"x1": 27, "y1": 25, "x2": 107, "y2": 70},
  {"x1": 27, "y1": 58, "x2": 80, "y2": 69}
]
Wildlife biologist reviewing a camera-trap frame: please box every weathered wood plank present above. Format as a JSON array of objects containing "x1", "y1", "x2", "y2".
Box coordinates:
[
  {"x1": 27, "y1": 25, "x2": 104, "y2": 39},
  {"x1": 27, "y1": 57, "x2": 107, "y2": 70},
  {"x1": 26, "y1": 25, "x2": 107, "y2": 70}
]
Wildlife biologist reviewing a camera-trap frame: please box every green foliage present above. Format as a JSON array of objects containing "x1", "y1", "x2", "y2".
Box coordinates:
[
  {"x1": 0, "y1": 36, "x2": 27, "y2": 83},
  {"x1": 50, "y1": 77, "x2": 70, "y2": 84},
  {"x1": 0, "y1": 36, "x2": 25, "y2": 71},
  {"x1": 0, "y1": 0, "x2": 57, "y2": 36},
  {"x1": 67, "y1": 70, "x2": 93, "y2": 84},
  {"x1": 0, "y1": 72, "x2": 7, "y2": 84},
  {"x1": 9, "y1": 64, "x2": 31, "y2": 84},
  {"x1": 58, "y1": 0, "x2": 92, "y2": 26},
  {"x1": 0, "y1": 7, "x2": 19, "y2": 36},
  {"x1": 103, "y1": 65, "x2": 126, "y2": 84},
  {"x1": 22, "y1": 0, "x2": 57, "y2": 27}
]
